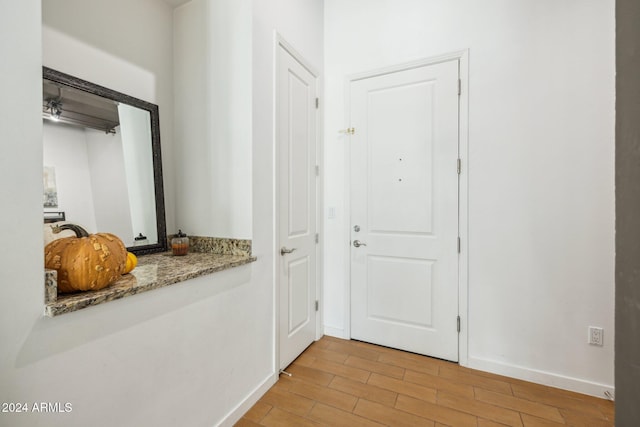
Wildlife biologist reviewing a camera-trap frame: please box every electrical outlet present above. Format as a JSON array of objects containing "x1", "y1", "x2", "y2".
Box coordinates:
[{"x1": 589, "y1": 326, "x2": 604, "y2": 346}]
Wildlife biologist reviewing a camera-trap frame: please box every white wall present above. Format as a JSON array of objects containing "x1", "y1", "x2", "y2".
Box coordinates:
[
  {"x1": 0, "y1": 2, "x2": 46, "y2": 423},
  {"x1": 43, "y1": 121, "x2": 99, "y2": 232},
  {"x1": 323, "y1": 0, "x2": 615, "y2": 397},
  {"x1": 174, "y1": 0, "x2": 252, "y2": 239},
  {"x1": 85, "y1": 127, "x2": 135, "y2": 243}
]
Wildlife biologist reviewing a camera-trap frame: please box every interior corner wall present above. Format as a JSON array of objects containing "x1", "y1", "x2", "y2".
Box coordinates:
[
  {"x1": 615, "y1": 0, "x2": 640, "y2": 422},
  {"x1": 323, "y1": 0, "x2": 614, "y2": 397},
  {"x1": 172, "y1": 0, "x2": 323, "y2": 243},
  {"x1": 173, "y1": 0, "x2": 252, "y2": 239}
]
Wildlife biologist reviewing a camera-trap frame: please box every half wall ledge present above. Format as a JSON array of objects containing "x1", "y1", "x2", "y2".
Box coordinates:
[{"x1": 44, "y1": 237, "x2": 256, "y2": 317}]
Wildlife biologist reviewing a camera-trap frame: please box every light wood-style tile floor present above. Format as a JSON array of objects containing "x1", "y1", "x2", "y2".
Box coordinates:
[{"x1": 236, "y1": 336, "x2": 614, "y2": 426}]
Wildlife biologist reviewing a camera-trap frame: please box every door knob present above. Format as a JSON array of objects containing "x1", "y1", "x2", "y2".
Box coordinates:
[
  {"x1": 280, "y1": 246, "x2": 297, "y2": 256},
  {"x1": 353, "y1": 240, "x2": 367, "y2": 248}
]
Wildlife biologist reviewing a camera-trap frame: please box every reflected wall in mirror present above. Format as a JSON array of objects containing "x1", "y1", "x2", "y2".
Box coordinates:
[{"x1": 42, "y1": 67, "x2": 167, "y2": 255}]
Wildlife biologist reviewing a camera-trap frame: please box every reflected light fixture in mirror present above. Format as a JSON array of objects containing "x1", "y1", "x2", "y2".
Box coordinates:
[{"x1": 42, "y1": 66, "x2": 167, "y2": 255}]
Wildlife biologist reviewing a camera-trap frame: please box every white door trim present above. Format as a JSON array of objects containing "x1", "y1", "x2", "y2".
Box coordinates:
[
  {"x1": 343, "y1": 50, "x2": 469, "y2": 365},
  {"x1": 274, "y1": 33, "x2": 323, "y2": 375}
]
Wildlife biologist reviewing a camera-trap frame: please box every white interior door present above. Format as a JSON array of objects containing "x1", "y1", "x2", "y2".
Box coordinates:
[
  {"x1": 277, "y1": 42, "x2": 317, "y2": 371},
  {"x1": 350, "y1": 59, "x2": 460, "y2": 362}
]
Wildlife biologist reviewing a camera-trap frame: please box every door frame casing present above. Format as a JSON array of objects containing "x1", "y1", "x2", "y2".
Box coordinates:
[
  {"x1": 343, "y1": 50, "x2": 469, "y2": 365},
  {"x1": 274, "y1": 33, "x2": 324, "y2": 374}
]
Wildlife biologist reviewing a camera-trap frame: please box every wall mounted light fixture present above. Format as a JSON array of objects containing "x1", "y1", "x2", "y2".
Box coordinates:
[{"x1": 46, "y1": 99, "x2": 63, "y2": 121}]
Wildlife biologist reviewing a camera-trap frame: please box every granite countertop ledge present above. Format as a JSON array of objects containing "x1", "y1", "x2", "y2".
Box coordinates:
[{"x1": 45, "y1": 237, "x2": 256, "y2": 317}]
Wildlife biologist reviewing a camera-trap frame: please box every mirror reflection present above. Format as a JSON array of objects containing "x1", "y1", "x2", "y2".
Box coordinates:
[{"x1": 42, "y1": 67, "x2": 167, "y2": 254}]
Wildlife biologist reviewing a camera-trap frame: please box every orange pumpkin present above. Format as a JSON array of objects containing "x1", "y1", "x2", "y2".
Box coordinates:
[{"x1": 44, "y1": 224, "x2": 127, "y2": 293}]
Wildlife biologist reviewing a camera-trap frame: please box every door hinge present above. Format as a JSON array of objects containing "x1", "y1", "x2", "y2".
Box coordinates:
[
  {"x1": 315, "y1": 300, "x2": 319, "y2": 311},
  {"x1": 457, "y1": 237, "x2": 461, "y2": 253},
  {"x1": 457, "y1": 315, "x2": 461, "y2": 332},
  {"x1": 458, "y1": 79, "x2": 462, "y2": 96},
  {"x1": 315, "y1": 233, "x2": 319, "y2": 244},
  {"x1": 315, "y1": 165, "x2": 319, "y2": 176},
  {"x1": 457, "y1": 158, "x2": 461, "y2": 175},
  {"x1": 315, "y1": 98, "x2": 319, "y2": 109}
]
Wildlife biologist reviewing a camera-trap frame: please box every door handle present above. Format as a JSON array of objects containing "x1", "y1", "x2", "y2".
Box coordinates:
[
  {"x1": 280, "y1": 246, "x2": 297, "y2": 256},
  {"x1": 353, "y1": 240, "x2": 367, "y2": 248}
]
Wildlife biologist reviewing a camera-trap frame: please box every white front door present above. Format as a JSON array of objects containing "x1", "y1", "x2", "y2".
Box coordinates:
[
  {"x1": 277, "y1": 42, "x2": 318, "y2": 370},
  {"x1": 350, "y1": 59, "x2": 460, "y2": 362}
]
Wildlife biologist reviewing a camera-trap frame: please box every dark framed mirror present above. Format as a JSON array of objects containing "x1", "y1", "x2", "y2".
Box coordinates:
[{"x1": 42, "y1": 66, "x2": 167, "y2": 255}]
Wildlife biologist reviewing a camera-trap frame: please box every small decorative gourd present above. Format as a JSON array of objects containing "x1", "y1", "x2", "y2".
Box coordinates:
[
  {"x1": 44, "y1": 224, "x2": 128, "y2": 293},
  {"x1": 124, "y1": 252, "x2": 138, "y2": 274}
]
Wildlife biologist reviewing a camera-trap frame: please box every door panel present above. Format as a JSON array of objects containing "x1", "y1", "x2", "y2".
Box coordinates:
[
  {"x1": 288, "y1": 72, "x2": 311, "y2": 237},
  {"x1": 277, "y1": 44, "x2": 317, "y2": 370},
  {"x1": 288, "y1": 256, "x2": 310, "y2": 333},
  {"x1": 369, "y1": 81, "x2": 435, "y2": 234},
  {"x1": 350, "y1": 60, "x2": 459, "y2": 361},
  {"x1": 367, "y1": 256, "x2": 434, "y2": 327}
]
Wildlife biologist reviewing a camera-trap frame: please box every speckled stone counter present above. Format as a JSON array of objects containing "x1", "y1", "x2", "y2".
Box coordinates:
[
  {"x1": 173, "y1": 235, "x2": 252, "y2": 256},
  {"x1": 44, "y1": 238, "x2": 256, "y2": 317}
]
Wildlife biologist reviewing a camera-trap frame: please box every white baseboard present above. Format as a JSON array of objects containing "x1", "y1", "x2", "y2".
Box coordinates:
[
  {"x1": 466, "y1": 356, "x2": 614, "y2": 399},
  {"x1": 323, "y1": 325, "x2": 346, "y2": 339},
  {"x1": 216, "y1": 372, "x2": 278, "y2": 427}
]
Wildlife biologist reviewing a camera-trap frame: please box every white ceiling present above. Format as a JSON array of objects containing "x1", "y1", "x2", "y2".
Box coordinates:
[{"x1": 162, "y1": 0, "x2": 191, "y2": 7}]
